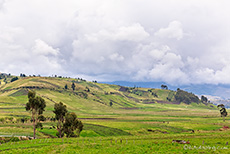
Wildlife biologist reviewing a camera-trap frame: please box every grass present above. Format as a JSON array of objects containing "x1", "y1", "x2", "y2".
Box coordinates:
[
  {"x1": 0, "y1": 133, "x2": 230, "y2": 153},
  {"x1": 0, "y1": 76, "x2": 228, "y2": 153},
  {"x1": 83, "y1": 123, "x2": 131, "y2": 136}
]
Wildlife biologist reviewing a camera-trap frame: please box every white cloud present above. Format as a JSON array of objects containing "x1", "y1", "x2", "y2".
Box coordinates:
[
  {"x1": 115, "y1": 23, "x2": 149, "y2": 41},
  {"x1": 32, "y1": 39, "x2": 60, "y2": 56},
  {"x1": 154, "y1": 21, "x2": 184, "y2": 40},
  {"x1": 0, "y1": 0, "x2": 5, "y2": 9},
  {"x1": 149, "y1": 45, "x2": 170, "y2": 61},
  {"x1": 0, "y1": 26, "x2": 25, "y2": 43},
  {"x1": 149, "y1": 64, "x2": 188, "y2": 84},
  {"x1": 131, "y1": 43, "x2": 188, "y2": 84},
  {"x1": 78, "y1": 23, "x2": 149, "y2": 42},
  {"x1": 1, "y1": 0, "x2": 230, "y2": 85},
  {"x1": 109, "y1": 53, "x2": 124, "y2": 61},
  {"x1": 215, "y1": 66, "x2": 230, "y2": 84}
]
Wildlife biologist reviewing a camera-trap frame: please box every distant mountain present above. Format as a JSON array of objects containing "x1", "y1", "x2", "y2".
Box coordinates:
[
  {"x1": 211, "y1": 99, "x2": 230, "y2": 108},
  {"x1": 101, "y1": 81, "x2": 230, "y2": 100}
]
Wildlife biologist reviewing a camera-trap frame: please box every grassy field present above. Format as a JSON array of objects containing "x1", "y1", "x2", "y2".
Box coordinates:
[
  {"x1": 1, "y1": 133, "x2": 230, "y2": 153},
  {"x1": 0, "y1": 76, "x2": 228, "y2": 153}
]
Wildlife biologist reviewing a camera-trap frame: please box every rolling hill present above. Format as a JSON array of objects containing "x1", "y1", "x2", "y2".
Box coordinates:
[
  {"x1": 0, "y1": 75, "x2": 214, "y2": 116},
  {"x1": 0, "y1": 74, "x2": 219, "y2": 138},
  {"x1": 103, "y1": 81, "x2": 230, "y2": 99}
]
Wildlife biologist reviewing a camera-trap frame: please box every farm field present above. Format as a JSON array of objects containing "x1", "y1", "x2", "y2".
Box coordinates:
[{"x1": 0, "y1": 75, "x2": 229, "y2": 153}]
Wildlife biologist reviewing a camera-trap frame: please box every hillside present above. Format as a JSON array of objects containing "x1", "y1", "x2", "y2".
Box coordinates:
[
  {"x1": 104, "y1": 81, "x2": 230, "y2": 100},
  {"x1": 0, "y1": 74, "x2": 219, "y2": 138},
  {"x1": 0, "y1": 75, "x2": 214, "y2": 116}
]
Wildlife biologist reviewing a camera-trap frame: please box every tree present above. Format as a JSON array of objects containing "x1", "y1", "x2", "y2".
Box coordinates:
[
  {"x1": 71, "y1": 82, "x2": 76, "y2": 91},
  {"x1": 20, "y1": 73, "x2": 26, "y2": 77},
  {"x1": 64, "y1": 84, "x2": 68, "y2": 90},
  {"x1": 63, "y1": 112, "x2": 83, "y2": 137},
  {"x1": 152, "y1": 92, "x2": 158, "y2": 97},
  {"x1": 217, "y1": 104, "x2": 228, "y2": 122},
  {"x1": 86, "y1": 87, "x2": 90, "y2": 92},
  {"x1": 53, "y1": 102, "x2": 68, "y2": 138},
  {"x1": 175, "y1": 89, "x2": 199, "y2": 104},
  {"x1": 11, "y1": 77, "x2": 18, "y2": 82},
  {"x1": 25, "y1": 91, "x2": 46, "y2": 139},
  {"x1": 161, "y1": 84, "x2": 168, "y2": 90},
  {"x1": 20, "y1": 118, "x2": 25, "y2": 123},
  {"x1": 38, "y1": 115, "x2": 46, "y2": 122},
  {"x1": 201, "y1": 95, "x2": 208, "y2": 103}
]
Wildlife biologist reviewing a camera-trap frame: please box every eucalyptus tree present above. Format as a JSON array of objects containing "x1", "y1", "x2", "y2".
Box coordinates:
[
  {"x1": 63, "y1": 112, "x2": 83, "y2": 137},
  {"x1": 26, "y1": 91, "x2": 46, "y2": 139},
  {"x1": 53, "y1": 102, "x2": 68, "y2": 138},
  {"x1": 217, "y1": 104, "x2": 228, "y2": 122},
  {"x1": 71, "y1": 82, "x2": 76, "y2": 91}
]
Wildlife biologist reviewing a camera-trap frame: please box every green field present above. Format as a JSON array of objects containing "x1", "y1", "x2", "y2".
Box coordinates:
[
  {"x1": 1, "y1": 133, "x2": 230, "y2": 153},
  {"x1": 0, "y1": 76, "x2": 229, "y2": 153}
]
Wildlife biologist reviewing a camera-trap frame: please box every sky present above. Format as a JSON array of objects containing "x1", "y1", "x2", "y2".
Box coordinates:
[{"x1": 0, "y1": 0, "x2": 230, "y2": 85}]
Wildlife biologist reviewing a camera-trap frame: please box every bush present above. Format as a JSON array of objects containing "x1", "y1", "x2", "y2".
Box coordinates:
[{"x1": 11, "y1": 77, "x2": 19, "y2": 82}]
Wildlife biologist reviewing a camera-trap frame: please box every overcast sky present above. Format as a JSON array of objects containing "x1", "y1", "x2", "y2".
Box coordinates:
[{"x1": 0, "y1": 0, "x2": 230, "y2": 85}]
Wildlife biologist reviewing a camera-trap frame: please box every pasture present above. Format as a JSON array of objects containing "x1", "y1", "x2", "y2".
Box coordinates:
[{"x1": 0, "y1": 132, "x2": 230, "y2": 153}]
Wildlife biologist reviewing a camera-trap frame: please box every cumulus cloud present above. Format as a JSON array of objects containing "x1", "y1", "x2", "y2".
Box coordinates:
[
  {"x1": 1, "y1": 0, "x2": 230, "y2": 85},
  {"x1": 131, "y1": 43, "x2": 188, "y2": 84},
  {"x1": 115, "y1": 23, "x2": 149, "y2": 41},
  {"x1": 154, "y1": 21, "x2": 184, "y2": 40},
  {"x1": 32, "y1": 39, "x2": 60, "y2": 56},
  {"x1": 0, "y1": 27, "x2": 63, "y2": 75}
]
